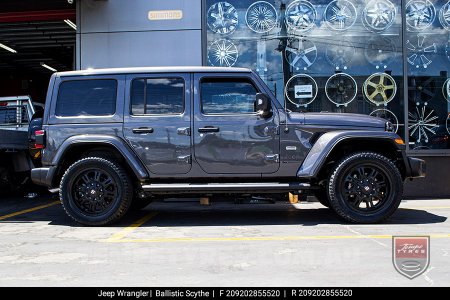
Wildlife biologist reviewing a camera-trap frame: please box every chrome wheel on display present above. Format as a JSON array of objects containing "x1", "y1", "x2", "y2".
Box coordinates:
[
  {"x1": 324, "y1": 0, "x2": 357, "y2": 31},
  {"x1": 325, "y1": 73, "x2": 357, "y2": 107},
  {"x1": 370, "y1": 109, "x2": 399, "y2": 133},
  {"x1": 406, "y1": 35, "x2": 437, "y2": 69},
  {"x1": 447, "y1": 114, "x2": 450, "y2": 135},
  {"x1": 246, "y1": 1, "x2": 278, "y2": 33},
  {"x1": 408, "y1": 104, "x2": 438, "y2": 143},
  {"x1": 364, "y1": 36, "x2": 397, "y2": 69},
  {"x1": 363, "y1": 73, "x2": 397, "y2": 106},
  {"x1": 362, "y1": 0, "x2": 397, "y2": 32},
  {"x1": 405, "y1": 0, "x2": 436, "y2": 32},
  {"x1": 325, "y1": 39, "x2": 355, "y2": 70},
  {"x1": 440, "y1": 1, "x2": 450, "y2": 30},
  {"x1": 208, "y1": 39, "x2": 238, "y2": 67},
  {"x1": 207, "y1": 2, "x2": 238, "y2": 35},
  {"x1": 284, "y1": 74, "x2": 318, "y2": 108},
  {"x1": 285, "y1": 38, "x2": 317, "y2": 70},
  {"x1": 285, "y1": 0, "x2": 317, "y2": 32}
]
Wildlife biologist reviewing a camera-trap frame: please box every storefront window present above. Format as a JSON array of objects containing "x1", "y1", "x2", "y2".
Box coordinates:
[{"x1": 205, "y1": 0, "x2": 450, "y2": 152}]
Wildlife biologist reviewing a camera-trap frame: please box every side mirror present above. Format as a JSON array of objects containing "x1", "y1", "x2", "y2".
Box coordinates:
[{"x1": 254, "y1": 93, "x2": 272, "y2": 118}]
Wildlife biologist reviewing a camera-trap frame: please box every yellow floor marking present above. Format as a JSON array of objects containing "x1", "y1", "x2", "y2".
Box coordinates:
[
  {"x1": 0, "y1": 200, "x2": 60, "y2": 221},
  {"x1": 105, "y1": 212, "x2": 158, "y2": 242},
  {"x1": 106, "y1": 233, "x2": 450, "y2": 243}
]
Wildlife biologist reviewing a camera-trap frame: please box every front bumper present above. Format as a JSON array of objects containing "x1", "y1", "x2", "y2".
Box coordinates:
[
  {"x1": 406, "y1": 157, "x2": 426, "y2": 178},
  {"x1": 31, "y1": 166, "x2": 57, "y2": 187}
]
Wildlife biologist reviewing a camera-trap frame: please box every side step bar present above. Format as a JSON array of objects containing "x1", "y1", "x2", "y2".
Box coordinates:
[{"x1": 141, "y1": 182, "x2": 313, "y2": 194}]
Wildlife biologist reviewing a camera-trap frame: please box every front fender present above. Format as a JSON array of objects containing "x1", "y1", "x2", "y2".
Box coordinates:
[
  {"x1": 51, "y1": 135, "x2": 148, "y2": 180},
  {"x1": 297, "y1": 130, "x2": 403, "y2": 178}
]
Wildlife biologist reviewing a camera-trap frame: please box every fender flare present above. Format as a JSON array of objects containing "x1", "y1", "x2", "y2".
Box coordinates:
[
  {"x1": 51, "y1": 135, "x2": 148, "y2": 180},
  {"x1": 297, "y1": 130, "x2": 404, "y2": 178}
]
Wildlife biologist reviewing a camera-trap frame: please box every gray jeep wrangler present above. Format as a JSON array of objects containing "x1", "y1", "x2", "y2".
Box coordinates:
[{"x1": 30, "y1": 67, "x2": 425, "y2": 226}]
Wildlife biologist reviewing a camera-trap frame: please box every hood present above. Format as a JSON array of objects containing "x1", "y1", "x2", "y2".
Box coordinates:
[{"x1": 289, "y1": 112, "x2": 387, "y2": 129}]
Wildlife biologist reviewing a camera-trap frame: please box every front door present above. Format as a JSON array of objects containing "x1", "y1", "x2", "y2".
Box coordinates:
[
  {"x1": 193, "y1": 74, "x2": 280, "y2": 174},
  {"x1": 123, "y1": 73, "x2": 191, "y2": 175}
]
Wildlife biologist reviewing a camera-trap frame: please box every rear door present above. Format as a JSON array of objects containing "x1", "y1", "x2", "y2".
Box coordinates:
[{"x1": 123, "y1": 73, "x2": 191, "y2": 175}]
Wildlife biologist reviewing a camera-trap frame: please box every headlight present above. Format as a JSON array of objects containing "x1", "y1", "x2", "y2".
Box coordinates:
[{"x1": 385, "y1": 121, "x2": 394, "y2": 132}]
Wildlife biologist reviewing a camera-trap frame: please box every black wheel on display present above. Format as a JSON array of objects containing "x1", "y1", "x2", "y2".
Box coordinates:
[
  {"x1": 328, "y1": 152, "x2": 403, "y2": 223},
  {"x1": 59, "y1": 157, "x2": 133, "y2": 226},
  {"x1": 313, "y1": 189, "x2": 330, "y2": 208}
]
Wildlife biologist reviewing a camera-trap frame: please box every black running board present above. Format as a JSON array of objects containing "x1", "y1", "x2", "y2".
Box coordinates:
[{"x1": 141, "y1": 182, "x2": 312, "y2": 194}]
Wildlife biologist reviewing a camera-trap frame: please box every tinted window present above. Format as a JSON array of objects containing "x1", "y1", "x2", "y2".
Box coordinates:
[
  {"x1": 201, "y1": 78, "x2": 257, "y2": 114},
  {"x1": 56, "y1": 79, "x2": 117, "y2": 117},
  {"x1": 131, "y1": 78, "x2": 184, "y2": 115}
]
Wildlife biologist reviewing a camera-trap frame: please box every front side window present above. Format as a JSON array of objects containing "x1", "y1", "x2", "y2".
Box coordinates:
[
  {"x1": 201, "y1": 78, "x2": 257, "y2": 114},
  {"x1": 56, "y1": 79, "x2": 117, "y2": 117},
  {"x1": 130, "y1": 77, "x2": 184, "y2": 115}
]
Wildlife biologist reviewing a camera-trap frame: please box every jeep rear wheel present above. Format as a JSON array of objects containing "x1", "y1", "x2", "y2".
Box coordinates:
[
  {"x1": 59, "y1": 157, "x2": 133, "y2": 226},
  {"x1": 328, "y1": 152, "x2": 402, "y2": 223}
]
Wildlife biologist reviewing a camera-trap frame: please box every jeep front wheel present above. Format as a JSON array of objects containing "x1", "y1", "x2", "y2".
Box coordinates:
[
  {"x1": 328, "y1": 152, "x2": 402, "y2": 223},
  {"x1": 59, "y1": 157, "x2": 133, "y2": 226}
]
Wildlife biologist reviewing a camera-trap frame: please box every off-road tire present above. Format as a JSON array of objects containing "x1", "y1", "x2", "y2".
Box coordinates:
[
  {"x1": 59, "y1": 157, "x2": 133, "y2": 226},
  {"x1": 328, "y1": 152, "x2": 403, "y2": 223}
]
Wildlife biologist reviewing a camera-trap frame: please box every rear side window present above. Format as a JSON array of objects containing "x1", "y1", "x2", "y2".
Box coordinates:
[
  {"x1": 55, "y1": 79, "x2": 117, "y2": 117},
  {"x1": 201, "y1": 78, "x2": 258, "y2": 114},
  {"x1": 130, "y1": 77, "x2": 184, "y2": 115}
]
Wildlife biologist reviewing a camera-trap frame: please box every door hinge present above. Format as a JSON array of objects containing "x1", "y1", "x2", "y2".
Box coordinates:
[
  {"x1": 177, "y1": 127, "x2": 191, "y2": 136},
  {"x1": 177, "y1": 154, "x2": 191, "y2": 164},
  {"x1": 265, "y1": 154, "x2": 279, "y2": 163}
]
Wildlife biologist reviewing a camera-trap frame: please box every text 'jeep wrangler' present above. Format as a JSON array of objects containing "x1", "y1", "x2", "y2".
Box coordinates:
[{"x1": 30, "y1": 67, "x2": 425, "y2": 226}]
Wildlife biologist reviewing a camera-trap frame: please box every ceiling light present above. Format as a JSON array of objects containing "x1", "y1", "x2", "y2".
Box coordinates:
[
  {"x1": 0, "y1": 43, "x2": 17, "y2": 53},
  {"x1": 41, "y1": 63, "x2": 57, "y2": 72},
  {"x1": 64, "y1": 19, "x2": 77, "y2": 30}
]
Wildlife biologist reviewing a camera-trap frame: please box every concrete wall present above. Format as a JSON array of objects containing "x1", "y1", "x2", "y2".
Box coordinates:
[{"x1": 77, "y1": 0, "x2": 203, "y2": 69}]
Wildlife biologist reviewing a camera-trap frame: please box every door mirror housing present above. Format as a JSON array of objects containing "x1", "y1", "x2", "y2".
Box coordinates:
[{"x1": 254, "y1": 93, "x2": 272, "y2": 118}]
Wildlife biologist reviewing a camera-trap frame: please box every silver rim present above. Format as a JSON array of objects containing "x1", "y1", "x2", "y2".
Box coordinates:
[
  {"x1": 285, "y1": 0, "x2": 317, "y2": 32},
  {"x1": 325, "y1": 39, "x2": 355, "y2": 70},
  {"x1": 408, "y1": 104, "x2": 438, "y2": 143},
  {"x1": 285, "y1": 37, "x2": 317, "y2": 71},
  {"x1": 324, "y1": 0, "x2": 357, "y2": 31},
  {"x1": 406, "y1": 0, "x2": 436, "y2": 32},
  {"x1": 208, "y1": 39, "x2": 238, "y2": 67},
  {"x1": 439, "y1": 1, "x2": 450, "y2": 30},
  {"x1": 245, "y1": 1, "x2": 278, "y2": 33},
  {"x1": 362, "y1": 0, "x2": 397, "y2": 32},
  {"x1": 406, "y1": 34, "x2": 437, "y2": 69},
  {"x1": 207, "y1": 2, "x2": 238, "y2": 35},
  {"x1": 364, "y1": 36, "x2": 397, "y2": 69}
]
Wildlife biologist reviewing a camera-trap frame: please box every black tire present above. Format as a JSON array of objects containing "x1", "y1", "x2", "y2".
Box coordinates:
[
  {"x1": 59, "y1": 157, "x2": 133, "y2": 226},
  {"x1": 313, "y1": 189, "x2": 330, "y2": 208},
  {"x1": 328, "y1": 152, "x2": 403, "y2": 223}
]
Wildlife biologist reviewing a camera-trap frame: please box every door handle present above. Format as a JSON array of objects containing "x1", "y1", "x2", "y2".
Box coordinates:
[
  {"x1": 198, "y1": 126, "x2": 220, "y2": 133},
  {"x1": 132, "y1": 127, "x2": 154, "y2": 134}
]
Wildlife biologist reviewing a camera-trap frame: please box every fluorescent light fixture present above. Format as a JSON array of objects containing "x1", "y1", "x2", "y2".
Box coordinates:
[
  {"x1": 0, "y1": 43, "x2": 17, "y2": 53},
  {"x1": 64, "y1": 19, "x2": 77, "y2": 30},
  {"x1": 41, "y1": 63, "x2": 57, "y2": 72}
]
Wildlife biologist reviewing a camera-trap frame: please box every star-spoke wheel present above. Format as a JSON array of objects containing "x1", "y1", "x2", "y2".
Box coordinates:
[
  {"x1": 406, "y1": 35, "x2": 437, "y2": 69},
  {"x1": 362, "y1": 0, "x2": 397, "y2": 32},
  {"x1": 325, "y1": 73, "x2": 357, "y2": 107},
  {"x1": 245, "y1": 1, "x2": 278, "y2": 33},
  {"x1": 207, "y1": 2, "x2": 238, "y2": 35},
  {"x1": 370, "y1": 109, "x2": 399, "y2": 133},
  {"x1": 408, "y1": 104, "x2": 438, "y2": 143},
  {"x1": 406, "y1": 0, "x2": 436, "y2": 32},
  {"x1": 363, "y1": 73, "x2": 397, "y2": 106},
  {"x1": 285, "y1": 0, "x2": 317, "y2": 32},
  {"x1": 208, "y1": 39, "x2": 238, "y2": 67},
  {"x1": 285, "y1": 38, "x2": 317, "y2": 70},
  {"x1": 324, "y1": 0, "x2": 357, "y2": 31},
  {"x1": 284, "y1": 74, "x2": 318, "y2": 108}
]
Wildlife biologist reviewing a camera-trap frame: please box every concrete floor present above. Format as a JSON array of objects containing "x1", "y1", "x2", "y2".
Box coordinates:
[{"x1": 0, "y1": 195, "x2": 449, "y2": 287}]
